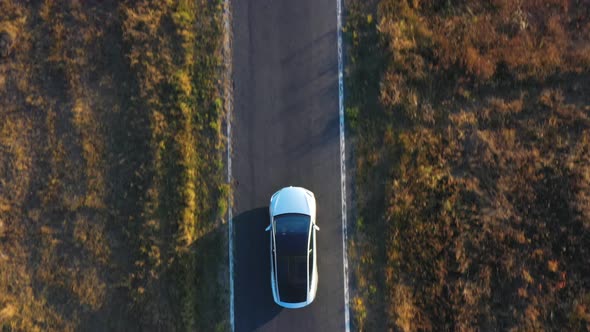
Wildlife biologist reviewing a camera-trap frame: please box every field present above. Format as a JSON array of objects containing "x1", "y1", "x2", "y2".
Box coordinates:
[
  {"x1": 346, "y1": 0, "x2": 590, "y2": 331},
  {"x1": 0, "y1": 1, "x2": 228, "y2": 331}
]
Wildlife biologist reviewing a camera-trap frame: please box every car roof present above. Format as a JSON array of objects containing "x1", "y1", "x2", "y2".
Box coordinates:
[{"x1": 273, "y1": 213, "x2": 311, "y2": 303}]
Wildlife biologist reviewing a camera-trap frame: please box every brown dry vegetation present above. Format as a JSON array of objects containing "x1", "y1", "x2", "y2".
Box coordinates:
[
  {"x1": 346, "y1": 0, "x2": 590, "y2": 331},
  {"x1": 0, "y1": 1, "x2": 228, "y2": 331}
]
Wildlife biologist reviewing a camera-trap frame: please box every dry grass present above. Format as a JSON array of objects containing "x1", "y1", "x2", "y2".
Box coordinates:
[
  {"x1": 346, "y1": 0, "x2": 590, "y2": 331},
  {"x1": 0, "y1": 1, "x2": 228, "y2": 331}
]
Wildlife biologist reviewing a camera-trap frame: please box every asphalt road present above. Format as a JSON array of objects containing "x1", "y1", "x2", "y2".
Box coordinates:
[{"x1": 231, "y1": 0, "x2": 345, "y2": 330}]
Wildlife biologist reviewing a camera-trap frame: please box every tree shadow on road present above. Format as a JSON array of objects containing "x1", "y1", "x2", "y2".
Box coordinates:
[{"x1": 234, "y1": 207, "x2": 282, "y2": 331}]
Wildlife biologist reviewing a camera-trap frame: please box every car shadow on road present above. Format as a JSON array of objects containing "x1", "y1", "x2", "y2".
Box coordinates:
[{"x1": 234, "y1": 207, "x2": 282, "y2": 331}]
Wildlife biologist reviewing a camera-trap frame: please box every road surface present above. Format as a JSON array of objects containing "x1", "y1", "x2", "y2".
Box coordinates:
[{"x1": 231, "y1": 0, "x2": 346, "y2": 330}]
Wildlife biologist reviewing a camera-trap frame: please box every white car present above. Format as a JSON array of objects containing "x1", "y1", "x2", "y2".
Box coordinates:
[{"x1": 266, "y1": 186, "x2": 319, "y2": 308}]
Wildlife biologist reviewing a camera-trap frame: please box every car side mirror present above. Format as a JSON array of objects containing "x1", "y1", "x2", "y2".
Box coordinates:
[
  {"x1": 265, "y1": 224, "x2": 271, "y2": 232},
  {"x1": 314, "y1": 225, "x2": 320, "y2": 231}
]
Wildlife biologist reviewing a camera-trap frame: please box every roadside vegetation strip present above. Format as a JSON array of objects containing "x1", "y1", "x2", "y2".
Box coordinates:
[
  {"x1": 346, "y1": 1, "x2": 590, "y2": 331},
  {"x1": 0, "y1": 1, "x2": 228, "y2": 331}
]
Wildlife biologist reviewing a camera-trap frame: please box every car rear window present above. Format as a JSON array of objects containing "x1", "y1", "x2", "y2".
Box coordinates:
[{"x1": 277, "y1": 255, "x2": 308, "y2": 303}]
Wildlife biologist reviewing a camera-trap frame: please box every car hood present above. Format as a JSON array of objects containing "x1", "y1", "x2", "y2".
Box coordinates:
[{"x1": 271, "y1": 187, "x2": 312, "y2": 216}]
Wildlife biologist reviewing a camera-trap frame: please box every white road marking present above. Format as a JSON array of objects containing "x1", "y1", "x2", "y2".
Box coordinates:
[
  {"x1": 336, "y1": 0, "x2": 351, "y2": 330},
  {"x1": 222, "y1": 0, "x2": 235, "y2": 331}
]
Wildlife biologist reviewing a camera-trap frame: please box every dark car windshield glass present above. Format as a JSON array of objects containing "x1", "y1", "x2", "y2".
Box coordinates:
[
  {"x1": 275, "y1": 213, "x2": 311, "y2": 256},
  {"x1": 274, "y1": 213, "x2": 310, "y2": 303},
  {"x1": 275, "y1": 214, "x2": 310, "y2": 256},
  {"x1": 275, "y1": 213, "x2": 310, "y2": 235}
]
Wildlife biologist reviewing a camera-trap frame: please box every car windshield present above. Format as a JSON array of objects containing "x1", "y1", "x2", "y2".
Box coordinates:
[
  {"x1": 274, "y1": 213, "x2": 310, "y2": 256},
  {"x1": 275, "y1": 213, "x2": 310, "y2": 233},
  {"x1": 274, "y1": 213, "x2": 310, "y2": 303}
]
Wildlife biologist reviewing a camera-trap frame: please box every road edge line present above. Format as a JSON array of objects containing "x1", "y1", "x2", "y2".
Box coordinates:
[
  {"x1": 336, "y1": 0, "x2": 351, "y2": 331},
  {"x1": 222, "y1": 0, "x2": 235, "y2": 330}
]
